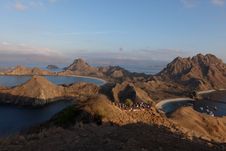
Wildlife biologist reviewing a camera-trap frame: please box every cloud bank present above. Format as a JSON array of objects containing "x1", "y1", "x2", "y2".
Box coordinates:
[
  {"x1": 0, "y1": 42, "x2": 67, "y2": 65},
  {"x1": 211, "y1": 0, "x2": 225, "y2": 6},
  {"x1": 180, "y1": 0, "x2": 225, "y2": 7}
]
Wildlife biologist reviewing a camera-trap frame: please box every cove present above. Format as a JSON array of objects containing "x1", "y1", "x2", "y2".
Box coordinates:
[
  {"x1": 159, "y1": 92, "x2": 226, "y2": 117},
  {"x1": 0, "y1": 75, "x2": 104, "y2": 137},
  {"x1": 0, "y1": 101, "x2": 72, "y2": 137}
]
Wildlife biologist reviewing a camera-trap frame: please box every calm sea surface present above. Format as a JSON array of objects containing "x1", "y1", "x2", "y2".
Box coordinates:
[
  {"x1": 0, "y1": 75, "x2": 104, "y2": 87},
  {"x1": 0, "y1": 101, "x2": 72, "y2": 137},
  {"x1": 162, "y1": 92, "x2": 226, "y2": 117},
  {"x1": 0, "y1": 75, "x2": 104, "y2": 137}
]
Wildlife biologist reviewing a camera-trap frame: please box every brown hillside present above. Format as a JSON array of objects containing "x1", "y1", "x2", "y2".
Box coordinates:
[
  {"x1": 158, "y1": 54, "x2": 226, "y2": 90},
  {"x1": 170, "y1": 107, "x2": 226, "y2": 143},
  {"x1": 5, "y1": 65, "x2": 54, "y2": 75},
  {"x1": 112, "y1": 82, "x2": 153, "y2": 104}
]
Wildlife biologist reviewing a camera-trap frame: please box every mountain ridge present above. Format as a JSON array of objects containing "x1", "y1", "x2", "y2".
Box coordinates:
[{"x1": 157, "y1": 53, "x2": 226, "y2": 90}]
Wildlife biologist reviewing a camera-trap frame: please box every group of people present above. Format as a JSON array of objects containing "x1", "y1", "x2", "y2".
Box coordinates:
[{"x1": 111, "y1": 101, "x2": 151, "y2": 111}]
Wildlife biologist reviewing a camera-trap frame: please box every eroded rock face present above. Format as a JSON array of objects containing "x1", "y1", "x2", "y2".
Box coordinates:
[
  {"x1": 112, "y1": 81, "x2": 153, "y2": 104},
  {"x1": 158, "y1": 54, "x2": 226, "y2": 90}
]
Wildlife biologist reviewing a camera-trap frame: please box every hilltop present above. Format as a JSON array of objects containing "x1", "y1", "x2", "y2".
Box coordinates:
[
  {"x1": 157, "y1": 54, "x2": 226, "y2": 90},
  {"x1": 3, "y1": 65, "x2": 55, "y2": 76},
  {"x1": 61, "y1": 58, "x2": 147, "y2": 82},
  {"x1": 0, "y1": 76, "x2": 99, "y2": 106}
]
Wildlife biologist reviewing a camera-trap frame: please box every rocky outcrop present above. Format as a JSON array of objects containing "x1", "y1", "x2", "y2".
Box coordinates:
[
  {"x1": 112, "y1": 81, "x2": 153, "y2": 104},
  {"x1": 158, "y1": 54, "x2": 226, "y2": 90},
  {"x1": 4, "y1": 65, "x2": 55, "y2": 76}
]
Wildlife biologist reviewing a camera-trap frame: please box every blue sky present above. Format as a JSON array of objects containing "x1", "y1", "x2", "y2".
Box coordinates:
[{"x1": 0, "y1": 0, "x2": 226, "y2": 64}]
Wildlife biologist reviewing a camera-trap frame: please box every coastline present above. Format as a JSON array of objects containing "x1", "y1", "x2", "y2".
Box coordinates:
[
  {"x1": 156, "y1": 89, "x2": 226, "y2": 112},
  {"x1": 0, "y1": 74, "x2": 107, "y2": 86},
  {"x1": 66, "y1": 75, "x2": 107, "y2": 85},
  {"x1": 156, "y1": 98, "x2": 195, "y2": 111}
]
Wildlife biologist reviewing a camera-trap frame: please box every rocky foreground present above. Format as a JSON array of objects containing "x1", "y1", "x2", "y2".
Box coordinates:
[
  {"x1": 0, "y1": 95, "x2": 224, "y2": 151},
  {"x1": 0, "y1": 53, "x2": 226, "y2": 150}
]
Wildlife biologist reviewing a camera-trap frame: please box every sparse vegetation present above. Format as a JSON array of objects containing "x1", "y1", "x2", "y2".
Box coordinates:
[
  {"x1": 53, "y1": 106, "x2": 78, "y2": 127},
  {"x1": 124, "y1": 98, "x2": 133, "y2": 107}
]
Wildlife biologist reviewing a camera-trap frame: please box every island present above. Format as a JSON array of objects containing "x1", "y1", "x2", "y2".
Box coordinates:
[
  {"x1": 0, "y1": 53, "x2": 226, "y2": 151},
  {"x1": 47, "y1": 65, "x2": 59, "y2": 70}
]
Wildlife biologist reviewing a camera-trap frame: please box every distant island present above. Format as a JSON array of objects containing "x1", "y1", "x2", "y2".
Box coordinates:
[
  {"x1": 0, "y1": 53, "x2": 226, "y2": 151},
  {"x1": 47, "y1": 65, "x2": 59, "y2": 70}
]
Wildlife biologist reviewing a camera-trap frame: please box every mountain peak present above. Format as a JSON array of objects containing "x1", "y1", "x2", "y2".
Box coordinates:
[
  {"x1": 158, "y1": 53, "x2": 226, "y2": 90},
  {"x1": 73, "y1": 58, "x2": 87, "y2": 64},
  {"x1": 10, "y1": 76, "x2": 63, "y2": 101},
  {"x1": 65, "y1": 58, "x2": 94, "y2": 71}
]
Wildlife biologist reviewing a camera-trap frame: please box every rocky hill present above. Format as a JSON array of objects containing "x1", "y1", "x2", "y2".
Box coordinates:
[
  {"x1": 65, "y1": 58, "x2": 95, "y2": 71},
  {"x1": 63, "y1": 58, "x2": 103, "y2": 77},
  {"x1": 158, "y1": 54, "x2": 226, "y2": 90},
  {"x1": 62, "y1": 58, "x2": 147, "y2": 82},
  {"x1": 111, "y1": 81, "x2": 153, "y2": 104},
  {"x1": 4, "y1": 65, "x2": 55, "y2": 76},
  {"x1": 0, "y1": 76, "x2": 64, "y2": 106},
  {"x1": 0, "y1": 76, "x2": 99, "y2": 106}
]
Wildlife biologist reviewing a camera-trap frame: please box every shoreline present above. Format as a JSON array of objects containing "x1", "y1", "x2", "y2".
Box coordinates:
[
  {"x1": 156, "y1": 98, "x2": 195, "y2": 111},
  {"x1": 0, "y1": 74, "x2": 107, "y2": 86},
  {"x1": 156, "y1": 89, "x2": 226, "y2": 112},
  {"x1": 66, "y1": 75, "x2": 107, "y2": 85}
]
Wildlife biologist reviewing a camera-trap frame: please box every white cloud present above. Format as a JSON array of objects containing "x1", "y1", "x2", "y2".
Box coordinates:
[
  {"x1": 211, "y1": 0, "x2": 225, "y2": 6},
  {"x1": 0, "y1": 41, "x2": 62, "y2": 57},
  {"x1": 14, "y1": 1, "x2": 27, "y2": 11},
  {"x1": 0, "y1": 41, "x2": 67, "y2": 65},
  {"x1": 1, "y1": 41, "x2": 10, "y2": 45}
]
